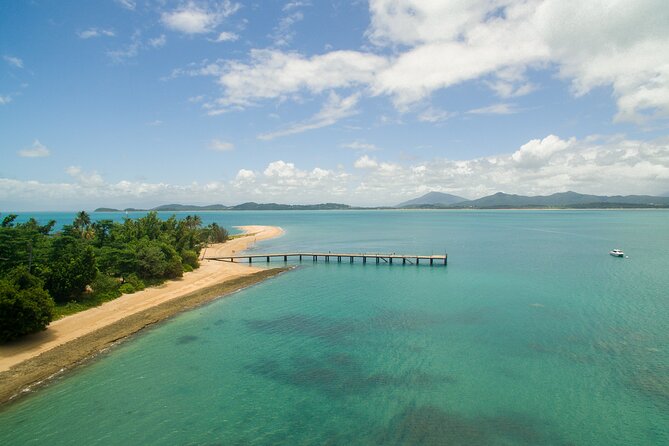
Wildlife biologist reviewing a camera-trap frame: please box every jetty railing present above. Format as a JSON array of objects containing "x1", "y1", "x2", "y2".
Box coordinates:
[{"x1": 205, "y1": 252, "x2": 447, "y2": 266}]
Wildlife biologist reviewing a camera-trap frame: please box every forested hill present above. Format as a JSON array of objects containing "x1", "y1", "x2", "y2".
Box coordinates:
[
  {"x1": 0, "y1": 212, "x2": 229, "y2": 342},
  {"x1": 94, "y1": 203, "x2": 351, "y2": 212},
  {"x1": 396, "y1": 191, "x2": 669, "y2": 208}
]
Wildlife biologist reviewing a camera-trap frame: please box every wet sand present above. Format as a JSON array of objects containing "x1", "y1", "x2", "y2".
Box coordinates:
[{"x1": 0, "y1": 225, "x2": 285, "y2": 405}]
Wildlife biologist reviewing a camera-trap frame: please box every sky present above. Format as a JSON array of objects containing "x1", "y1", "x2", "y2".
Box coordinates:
[{"x1": 1, "y1": 0, "x2": 669, "y2": 211}]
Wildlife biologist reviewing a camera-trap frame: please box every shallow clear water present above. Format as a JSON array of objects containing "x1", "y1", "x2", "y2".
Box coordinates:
[{"x1": 1, "y1": 210, "x2": 668, "y2": 445}]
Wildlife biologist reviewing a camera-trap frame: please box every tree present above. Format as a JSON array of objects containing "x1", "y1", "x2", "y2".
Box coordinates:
[
  {"x1": 1, "y1": 214, "x2": 18, "y2": 227},
  {"x1": 0, "y1": 267, "x2": 54, "y2": 342},
  {"x1": 45, "y1": 235, "x2": 97, "y2": 302},
  {"x1": 205, "y1": 222, "x2": 229, "y2": 243}
]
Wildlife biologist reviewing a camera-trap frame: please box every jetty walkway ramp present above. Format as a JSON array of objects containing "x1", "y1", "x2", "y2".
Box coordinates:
[{"x1": 205, "y1": 252, "x2": 447, "y2": 266}]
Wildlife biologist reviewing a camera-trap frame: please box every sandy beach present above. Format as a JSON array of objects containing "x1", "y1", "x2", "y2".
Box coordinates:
[{"x1": 0, "y1": 225, "x2": 285, "y2": 405}]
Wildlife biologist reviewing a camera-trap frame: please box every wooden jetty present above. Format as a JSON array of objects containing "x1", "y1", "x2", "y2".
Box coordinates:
[{"x1": 206, "y1": 252, "x2": 447, "y2": 266}]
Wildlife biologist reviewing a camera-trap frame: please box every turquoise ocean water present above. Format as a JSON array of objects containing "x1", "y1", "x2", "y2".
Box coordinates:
[{"x1": 1, "y1": 210, "x2": 668, "y2": 445}]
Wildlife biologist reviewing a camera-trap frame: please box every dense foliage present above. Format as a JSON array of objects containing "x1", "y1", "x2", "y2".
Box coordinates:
[
  {"x1": 0, "y1": 267, "x2": 54, "y2": 342},
  {"x1": 0, "y1": 212, "x2": 228, "y2": 341}
]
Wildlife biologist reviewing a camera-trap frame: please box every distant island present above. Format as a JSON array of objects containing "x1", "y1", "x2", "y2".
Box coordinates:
[{"x1": 95, "y1": 191, "x2": 669, "y2": 212}]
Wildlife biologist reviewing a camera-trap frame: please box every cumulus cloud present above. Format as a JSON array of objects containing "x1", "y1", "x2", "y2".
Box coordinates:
[
  {"x1": 78, "y1": 28, "x2": 115, "y2": 39},
  {"x1": 18, "y1": 140, "x2": 50, "y2": 158},
  {"x1": 235, "y1": 169, "x2": 255, "y2": 181},
  {"x1": 212, "y1": 31, "x2": 238, "y2": 42},
  {"x1": 189, "y1": 0, "x2": 669, "y2": 124},
  {"x1": 245, "y1": 160, "x2": 346, "y2": 195},
  {"x1": 368, "y1": 0, "x2": 669, "y2": 120},
  {"x1": 2, "y1": 134, "x2": 668, "y2": 209},
  {"x1": 208, "y1": 139, "x2": 234, "y2": 151},
  {"x1": 0, "y1": 95, "x2": 12, "y2": 105},
  {"x1": 66, "y1": 166, "x2": 104, "y2": 187},
  {"x1": 258, "y1": 92, "x2": 360, "y2": 140},
  {"x1": 161, "y1": 1, "x2": 240, "y2": 34},
  {"x1": 354, "y1": 134, "x2": 669, "y2": 200},
  {"x1": 354, "y1": 155, "x2": 379, "y2": 169},
  {"x1": 510, "y1": 134, "x2": 573, "y2": 167},
  {"x1": 208, "y1": 49, "x2": 388, "y2": 110}
]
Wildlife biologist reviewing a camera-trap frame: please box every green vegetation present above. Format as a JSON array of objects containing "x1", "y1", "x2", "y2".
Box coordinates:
[
  {"x1": 94, "y1": 202, "x2": 351, "y2": 212},
  {"x1": 0, "y1": 212, "x2": 228, "y2": 341}
]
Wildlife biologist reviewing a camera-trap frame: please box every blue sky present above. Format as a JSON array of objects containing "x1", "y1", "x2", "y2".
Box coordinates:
[{"x1": 1, "y1": 0, "x2": 669, "y2": 210}]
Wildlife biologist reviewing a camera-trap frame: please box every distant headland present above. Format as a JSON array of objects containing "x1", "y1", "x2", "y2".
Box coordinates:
[{"x1": 95, "y1": 191, "x2": 669, "y2": 212}]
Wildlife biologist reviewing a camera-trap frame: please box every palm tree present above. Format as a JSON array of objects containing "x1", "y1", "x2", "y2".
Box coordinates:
[{"x1": 73, "y1": 211, "x2": 93, "y2": 239}]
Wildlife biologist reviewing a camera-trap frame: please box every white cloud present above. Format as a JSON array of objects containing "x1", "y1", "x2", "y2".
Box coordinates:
[
  {"x1": 263, "y1": 160, "x2": 298, "y2": 178},
  {"x1": 258, "y1": 92, "x2": 359, "y2": 140},
  {"x1": 534, "y1": 0, "x2": 669, "y2": 122},
  {"x1": 354, "y1": 155, "x2": 379, "y2": 169},
  {"x1": 211, "y1": 49, "x2": 388, "y2": 109},
  {"x1": 116, "y1": 0, "x2": 136, "y2": 10},
  {"x1": 3, "y1": 55, "x2": 24, "y2": 68},
  {"x1": 284, "y1": 1, "x2": 311, "y2": 11},
  {"x1": 161, "y1": 1, "x2": 240, "y2": 34},
  {"x1": 148, "y1": 35, "x2": 167, "y2": 48},
  {"x1": 467, "y1": 103, "x2": 519, "y2": 115},
  {"x1": 241, "y1": 160, "x2": 346, "y2": 195},
  {"x1": 0, "y1": 95, "x2": 11, "y2": 105},
  {"x1": 485, "y1": 68, "x2": 537, "y2": 98},
  {"x1": 2, "y1": 134, "x2": 668, "y2": 209},
  {"x1": 355, "y1": 134, "x2": 669, "y2": 201},
  {"x1": 510, "y1": 134, "x2": 573, "y2": 167},
  {"x1": 78, "y1": 28, "x2": 115, "y2": 39},
  {"x1": 270, "y1": 10, "x2": 304, "y2": 47},
  {"x1": 66, "y1": 166, "x2": 104, "y2": 187},
  {"x1": 18, "y1": 140, "x2": 50, "y2": 158},
  {"x1": 235, "y1": 169, "x2": 255, "y2": 181},
  {"x1": 366, "y1": 0, "x2": 669, "y2": 121},
  {"x1": 208, "y1": 139, "x2": 234, "y2": 151},
  {"x1": 147, "y1": 120, "x2": 163, "y2": 126},
  {"x1": 342, "y1": 141, "x2": 381, "y2": 151},
  {"x1": 418, "y1": 107, "x2": 455, "y2": 122},
  {"x1": 191, "y1": 1, "x2": 669, "y2": 124},
  {"x1": 212, "y1": 31, "x2": 238, "y2": 42}
]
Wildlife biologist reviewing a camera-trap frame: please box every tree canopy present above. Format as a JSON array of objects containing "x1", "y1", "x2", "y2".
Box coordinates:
[{"x1": 0, "y1": 212, "x2": 228, "y2": 342}]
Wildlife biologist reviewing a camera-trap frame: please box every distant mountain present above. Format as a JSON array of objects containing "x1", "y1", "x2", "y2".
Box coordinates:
[
  {"x1": 397, "y1": 192, "x2": 467, "y2": 207},
  {"x1": 231, "y1": 202, "x2": 350, "y2": 210},
  {"x1": 152, "y1": 204, "x2": 228, "y2": 211},
  {"x1": 94, "y1": 202, "x2": 351, "y2": 212},
  {"x1": 454, "y1": 191, "x2": 669, "y2": 208},
  {"x1": 94, "y1": 193, "x2": 669, "y2": 213}
]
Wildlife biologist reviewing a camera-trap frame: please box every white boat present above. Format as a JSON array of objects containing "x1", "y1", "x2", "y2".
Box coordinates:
[{"x1": 609, "y1": 249, "x2": 624, "y2": 257}]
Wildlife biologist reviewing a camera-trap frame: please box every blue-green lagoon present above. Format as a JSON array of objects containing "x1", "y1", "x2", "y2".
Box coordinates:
[{"x1": 1, "y1": 210, "x2": 668, "y2": 445}]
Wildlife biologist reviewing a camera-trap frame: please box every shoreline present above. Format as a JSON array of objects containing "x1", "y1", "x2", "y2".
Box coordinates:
[{"x1": 0, "y1": 225, "x2": 285, "y2": 407}]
